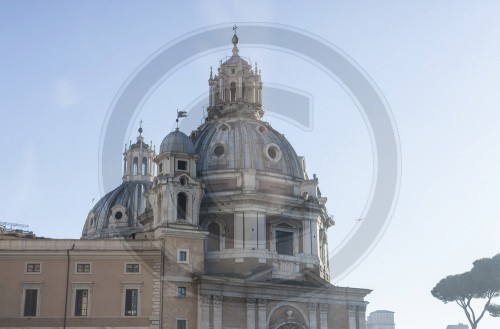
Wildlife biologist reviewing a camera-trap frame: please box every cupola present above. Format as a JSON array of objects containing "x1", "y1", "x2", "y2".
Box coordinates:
[
  {"x1": 207, "y1": 26, "x2": 263, "y2": 121},
  {"x1": 122, "y1": 123, "x2": 156, "y2": 182}
]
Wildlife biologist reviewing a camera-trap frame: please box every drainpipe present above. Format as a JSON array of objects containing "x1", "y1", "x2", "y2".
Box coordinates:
[
  {"x1": 160, "y1": 238, "x2": 165, "y2": 329},
  {"x1": 63, "y1": 243, "x2": 75, "y2": 329}
]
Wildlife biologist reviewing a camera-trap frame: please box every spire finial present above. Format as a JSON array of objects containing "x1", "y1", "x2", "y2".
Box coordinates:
[
  {"x1": 138, "y1": 119, "x2": 143, "y2": 136},
  {"x1": 232, "y1": 25, "x2": 239, "y2": 46}
]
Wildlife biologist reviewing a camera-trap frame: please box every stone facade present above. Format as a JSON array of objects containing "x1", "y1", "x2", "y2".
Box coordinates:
[
  {"x1": 0, "y1": 29, "x2": 371, "y2": 329},
  {"x1": 367, "y1": 310, "x2": 395, "y2": 329}
]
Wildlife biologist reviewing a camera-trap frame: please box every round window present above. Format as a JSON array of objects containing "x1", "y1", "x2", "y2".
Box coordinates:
[
  {"x1": 268, "y1": 146, "x2": 278, "y2": 159},
  {"x1": 214, "y1": 144, "x2": 225, "y2": 157},
  {"x1": 258, "y1": 126, "x2": 266, "y2": 133},
  {"x1": 115, "y1": 211, "x2": 123, "y2": 220}
]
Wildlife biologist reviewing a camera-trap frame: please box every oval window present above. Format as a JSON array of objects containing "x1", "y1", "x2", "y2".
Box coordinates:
[
  {"x1": 258, "y1": 126, "x2": 266, "y2": 133},
  {"x1": 115, "y1": 211, "x2": 123, "y2": 220},
  {"x1": 180, "y1": 177, "x2": 187, "y2": 186},
  {"x1": 268, "y1": 146, "x2": 278, "y2": 159},
  {"x1": 214, "y1": 144, "x2": 225, "y2": 157}
]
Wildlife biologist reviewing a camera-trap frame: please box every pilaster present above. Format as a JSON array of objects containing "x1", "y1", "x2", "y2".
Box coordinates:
[
  {"x1": 258, "y1": 299, "x2": 267, "y2": 329},
  {"x1": 247, "y1": 298, "x2": 256, "y2": 329},
  {"x1": 348, "y1": 305, "x2": 357, "y2": 329},
  {"x1": 319, "y1": 304, "x2": 328, "y2": 329},
  {"x1": 357, "y1": 305, "x2": 367, "y2": 329},
  {"x1": 213, "y1": 295, "x2": 223, "y2": 329},
  {"x1": 308, "y1": 303, "x2": 317, "y2": 329},
  {"x1": 200, "y1": 295, "x2": 211, "y2": 329}
]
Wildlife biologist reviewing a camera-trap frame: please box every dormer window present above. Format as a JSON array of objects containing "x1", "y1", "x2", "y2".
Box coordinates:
[{"x1": 177, "y1": 160, "x2": 187, "y2": 171}]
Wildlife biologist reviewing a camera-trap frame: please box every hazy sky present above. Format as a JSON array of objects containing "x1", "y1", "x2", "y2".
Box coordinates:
[{"x1": 1, "y1": 1, "x2": 500, "y2": 329}]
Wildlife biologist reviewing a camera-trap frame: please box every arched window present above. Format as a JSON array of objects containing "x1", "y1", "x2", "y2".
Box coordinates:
[
  {"x1": 230, "y1": 82, "x2": 236, "y2": 101},
  {"x1": 123, "y1": 159, "x2": 127, "y2": 175},
  {"x1": 207, "y1": 222, "x2": 220, "y2": 252},
  {"x1": 177, "y1": 193, "x2": 187, "y2": 220},
  {"x1": 242, "y1": 82, "x2": 245, "y2": 100},
  {"x1": 141, "y1": 157, "x2": 147, "y2": 175},
  {"x1": 133, "y1": 157, "x2": 138, "y2": 176}
]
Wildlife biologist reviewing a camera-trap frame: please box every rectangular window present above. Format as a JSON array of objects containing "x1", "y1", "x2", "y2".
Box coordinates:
[
  {"x1": 178, "y1": 250, "x2": 188, "y2": 263},
  {"x1": 276, "y1": 230, "x2": 294, "y2": 256},
  {"x1": 177, "y1": 286, "x2": 186, "y2": 297},
  {"x1": 125, "y1": 263, "x2": 140, "y2": 273},
  {"x1": 125, "y1": 289, "x2": 138, "y2": 316},
  {"x1": 74, "y1": 289, "x2": 89, "y2": 316},
  {"x1": 76, "y1": 263, "x2": 91, "y2": 273},
  {"x1": 177, "y1": 319, "x2": 187, "y2": 329},
  {"x1": 23, "y1": 289, "x2": 38, "y2": 316},
  {"x1": 177, "y1": 160, "x2": 187, "y2": 171},
  {"x1": 26, "y1": 263, "x2": 41, "y2": 273}
]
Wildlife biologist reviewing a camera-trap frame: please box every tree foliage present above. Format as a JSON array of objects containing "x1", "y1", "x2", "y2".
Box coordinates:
[
  {"x1": 431, "y1": 254, "x2": 500, "y2": 329},
  {"x1": 488, "y1": 304, "x2": 500, "y2": 317}
]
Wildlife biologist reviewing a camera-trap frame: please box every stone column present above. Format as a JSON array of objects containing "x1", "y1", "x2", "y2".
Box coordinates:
[
  {"x1": 200, "y1": 295, "x2": 211, "y2": 329},
  {"x1": 311, "y1": 221, "x2": 319, "y2": 255},
  {"x1": 258, "y1": 299, "x2": 267, "y2": 329},
  {"x1": 357, "y1": 305, "x2": 367, "y2": 329},
  {"x1": 303, "y1": 220, "x2": 311, "y2": 254},
  {"x1": 348, "y1": 305, "x2": 357, "y2": 329},
  {"x1": 319, "y1": 304, "x2": 328, "y2": 329},
  {"x1": 234, "y1": 213, "x2": 244, "y2": 249},
  {"x1": 247, "y1": 298, "x2": 256, "y2": 329},
  {"x1": 308, "y1": 303, "x2": 317, "y2": 329},
  {"x1": 213, "y1": 296, "x2": 223, "y2": 329},
  {"x1": 257, "y1": 214, "x2": 266, "y2": 250}
]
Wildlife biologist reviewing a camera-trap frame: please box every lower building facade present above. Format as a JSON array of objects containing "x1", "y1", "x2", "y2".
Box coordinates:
[{"x1": 0, "y1": 238, "x2": 369, "y2": 329}]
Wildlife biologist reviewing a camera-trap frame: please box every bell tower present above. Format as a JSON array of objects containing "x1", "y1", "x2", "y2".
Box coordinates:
[{"x1": 144, "y1": 127, "x2": 204, "y2": 234}]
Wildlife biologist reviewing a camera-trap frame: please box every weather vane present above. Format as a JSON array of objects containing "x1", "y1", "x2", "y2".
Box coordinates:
[
  {"x1": 176, "y1": 109, "x2": 187, "y2": 129},
  {"x1": 233, "y1": 24, "x2": 238, "y2": 34}
]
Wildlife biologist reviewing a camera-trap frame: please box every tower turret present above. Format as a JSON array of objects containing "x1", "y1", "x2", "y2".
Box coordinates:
[
  {"x1": 123, "y1": 122, "x2": 156, "y2": 182},
  {"x1": 144, "y1": 127, "x2": 204, "y2": 235}
]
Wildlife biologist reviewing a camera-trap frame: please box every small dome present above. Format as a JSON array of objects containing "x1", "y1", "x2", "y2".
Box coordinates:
[
  {"x1": 81, "y1": 181, "x2": 150, "y2": 239},
  {"x1": 160, "y1": 129, "x2": 195, "y2": 154},
  {"x1": 222, "y1": 54, "x2": 248, "y2": 66}
]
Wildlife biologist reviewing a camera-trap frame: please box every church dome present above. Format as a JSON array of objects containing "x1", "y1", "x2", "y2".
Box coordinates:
[
  {"x1": 193, "y1": 117, "x2": 305, "y2": 179},
  {"x1": 81, "y1": 181, "x2": 150, "y2": 239},
  {"x1": 160, "y1": 129, "x2": 195, "y2": 154}
]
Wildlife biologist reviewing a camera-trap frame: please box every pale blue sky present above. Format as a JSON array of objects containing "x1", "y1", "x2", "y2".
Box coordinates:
[{"x1": 1, "y1": 1, "x2": 500, "y2": 328}]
